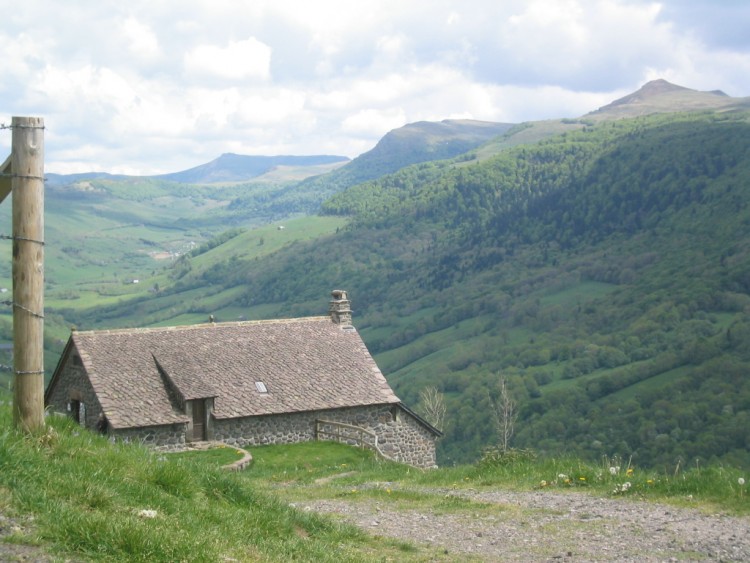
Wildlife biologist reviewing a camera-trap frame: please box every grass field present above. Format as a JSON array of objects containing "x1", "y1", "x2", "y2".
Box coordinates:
[{"x1": 0, "y1": 407, "x2": 747, "y2": 562}]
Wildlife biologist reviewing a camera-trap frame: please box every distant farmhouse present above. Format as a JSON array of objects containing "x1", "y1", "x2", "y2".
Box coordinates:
[{"x1": 45, "y1": 291, "x2": 440, "y2": 468}]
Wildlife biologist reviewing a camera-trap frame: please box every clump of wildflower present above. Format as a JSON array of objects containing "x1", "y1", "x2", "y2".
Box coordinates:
[
  {"x1": 739, "y1": 477, "x2": 746, "y2": 486},
  {"x1": 137, "y1": 509, "x2": 158, "y2": 519},
  {"x1": 626, "y1": 468, "x2": 634, "y2": 476},
  {"x1": 609, "y1": 466, "x2": 620, "y2": 476},
  {"x1": 540, "y1": 480, "x2": 548, "y2": 488},
  {"x1": 612, "y1": 482, "x2": 632, "y2": 495}
]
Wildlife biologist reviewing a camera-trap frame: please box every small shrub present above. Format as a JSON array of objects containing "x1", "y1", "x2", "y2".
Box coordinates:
[{"x1": 478, "y1": 447, "x2": 537, "y2": 467}]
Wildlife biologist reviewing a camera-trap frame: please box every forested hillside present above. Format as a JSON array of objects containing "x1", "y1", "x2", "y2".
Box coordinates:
[
  {"x1": 324, "y1": 112, "x2": 750, "y2": 468},
  {"x1": 55, "y1": 108, "x2": 750, "y2": 469}
]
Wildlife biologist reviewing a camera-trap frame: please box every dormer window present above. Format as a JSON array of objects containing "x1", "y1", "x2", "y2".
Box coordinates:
[{"x1": 255, "y1": 381, "x2": 268, "y2": 393}]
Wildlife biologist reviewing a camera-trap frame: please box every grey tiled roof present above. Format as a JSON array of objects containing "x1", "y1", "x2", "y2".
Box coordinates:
[{"x1": 70, "y1": 317, "x2": 400, "y2": 429}]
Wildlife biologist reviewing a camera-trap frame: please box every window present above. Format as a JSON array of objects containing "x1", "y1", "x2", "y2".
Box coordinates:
[{"x1": 255, "y1": 381, "x2": 268, "y2": 393}]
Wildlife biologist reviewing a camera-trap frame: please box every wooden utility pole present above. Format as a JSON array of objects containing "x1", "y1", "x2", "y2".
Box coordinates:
[{"x1": 9, "y1": 116, "x2": 45, "y2": 432}]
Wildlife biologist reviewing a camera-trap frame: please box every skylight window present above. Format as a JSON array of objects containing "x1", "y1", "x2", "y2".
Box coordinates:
[{"x1": 255, "y1": 381, "x2": 268, "y2": 393}]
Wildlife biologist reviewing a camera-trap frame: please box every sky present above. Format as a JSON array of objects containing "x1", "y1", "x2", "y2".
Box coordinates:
[{"x1": 1, "y1": 0, "x2": 749, "y2": 175}]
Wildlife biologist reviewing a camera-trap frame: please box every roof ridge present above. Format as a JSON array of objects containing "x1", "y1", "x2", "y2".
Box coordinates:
[{"x1": 72, "y1": 316, "x2": 330, "y2": 336}]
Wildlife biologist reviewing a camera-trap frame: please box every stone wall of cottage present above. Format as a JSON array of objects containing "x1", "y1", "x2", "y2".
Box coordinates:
[
  {"x1": 114, "y1": 424, "x2": 187, "y2": 449},
  {"x1": 211, "y1": 403, "x2": 437, "y2": 469},
  {"x1": 46, "y1": 354, "x2": 103, "y2": 431}
]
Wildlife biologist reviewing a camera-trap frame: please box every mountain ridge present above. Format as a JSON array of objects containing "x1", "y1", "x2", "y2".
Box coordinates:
[
  {"x1": 45, "y1": 153, "x2": 351, "y2": 186},
  {"x1": 292, "y1": 118, "x2": 516, "y2": 198},
  {"x1": 587, "y1": 78, "x2": 749, "y2": 119},
  {"x1": 154, "y1": 153, "x2": 350, "y2": 184}
]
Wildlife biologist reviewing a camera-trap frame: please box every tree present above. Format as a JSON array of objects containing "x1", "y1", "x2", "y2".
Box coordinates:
[
  {"x1": 489, "y1": 374, "x2": 518, "y2": 453},
  {"x1": 418, "y1": 385, "x2": 446, "y2": 432}
]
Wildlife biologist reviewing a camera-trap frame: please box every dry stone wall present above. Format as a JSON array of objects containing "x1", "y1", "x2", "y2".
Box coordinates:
[
  {"x1": 212, "y1": 404, "x2": 437, "y2": 468},
  {"x1": 116, "y1": 424, "x2": 187, "y2": 449}
]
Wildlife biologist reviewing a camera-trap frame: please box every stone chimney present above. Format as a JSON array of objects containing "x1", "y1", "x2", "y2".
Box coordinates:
[{"x1": 329, "y1": 290, "x2": 352, "y2": 326}]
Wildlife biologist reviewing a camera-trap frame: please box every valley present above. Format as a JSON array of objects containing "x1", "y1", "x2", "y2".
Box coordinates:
[{"x1": 2, "y1": 80, "x2": 749, "y2": 469}]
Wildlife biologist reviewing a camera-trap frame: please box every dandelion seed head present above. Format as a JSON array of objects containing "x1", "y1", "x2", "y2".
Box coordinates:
[{"x1": 740, "y1": 477, "x2": 746, "y2": 486}]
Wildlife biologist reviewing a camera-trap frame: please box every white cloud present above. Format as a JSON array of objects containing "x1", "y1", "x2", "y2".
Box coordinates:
[
  {"x1": 184, "y1": 38, "x2": 272, "y2": 81},
  {"x1": 341, "y1": 108, "x2": 407, "y2": 137},
  {"x1": 0, "y1": 0, "x2": 748, "y2": 174},
  {"x1": 121, "y1": 17, "x2": 160, "y2": 60},
  {"x1": 0, "y1": 32, "x2": 47, "y2": 79},
  {"x1": 235, "y1": 90, "x2": 311, "y2": 126}
]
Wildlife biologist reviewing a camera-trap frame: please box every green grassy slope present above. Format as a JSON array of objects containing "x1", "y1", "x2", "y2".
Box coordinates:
[
  {"x1": 0, "y1": 411, "x2": 747, "y2": 562},
  {"x1": 0, "y1": 408, "x2": 427, "y2": 562}
]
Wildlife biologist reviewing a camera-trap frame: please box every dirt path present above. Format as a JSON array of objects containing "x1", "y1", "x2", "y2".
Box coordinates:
[
  {"x1": 298, "y1": 488, "x2": 750, "y2": 562},
  {"x1": 0, "y1": 511, "x2": 57, "y2": 562}
]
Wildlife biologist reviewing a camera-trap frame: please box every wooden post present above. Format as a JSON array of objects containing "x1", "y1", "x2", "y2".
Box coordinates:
[{"x1": 11, "y1": 116, "x2": 45, "y2": 432}]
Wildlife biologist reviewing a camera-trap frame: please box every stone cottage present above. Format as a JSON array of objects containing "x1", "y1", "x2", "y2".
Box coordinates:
[{"x1": 44, "y1": 291, "x2": 440, "y2": 468}]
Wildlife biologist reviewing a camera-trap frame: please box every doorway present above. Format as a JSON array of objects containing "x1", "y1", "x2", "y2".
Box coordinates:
[{"x1": 190, "y1": 399, "x2": 206, "y2": 441}]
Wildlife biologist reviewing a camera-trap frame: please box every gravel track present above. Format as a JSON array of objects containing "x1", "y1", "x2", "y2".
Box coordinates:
[{"x1": 299, "y1": 488, "x2": 750, "y2": 562}]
